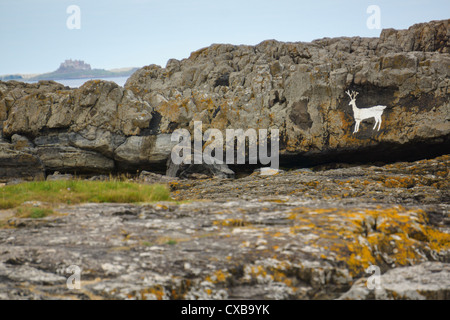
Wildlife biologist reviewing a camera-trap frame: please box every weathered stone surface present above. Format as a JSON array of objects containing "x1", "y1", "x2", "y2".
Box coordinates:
[
  {"x1": 68, "y1": 128, "x2": 126, "y2": 158},
  {"x1": 11, "y1": 134, "x2": 34, "y2": 152},
  {"x1": 339, "y1": 262, "x2": 450, "y2": 300},
  {"x1": 114, "y1": 134, "x2": 175, "y2": 167},
  {"x1": 46, "y1": 172, "x2": 74, "y2": 181},
  {"x1": 0, "y1": 80, "x2": 154, "y2": 176},
  {"x1": 0, "y1": 20, "x2": 448, "y2": 179},
  {"x1": 138, "y1": 170, "x2": 179, "y2": 184},
  {"x1": 124, "y1": 19, "x2": 449, "y2": 164},
  {"x1": 0, "y1": 144, "x2": 44, "y2": 182},
  {"x1": 379, "y1": 20, "x2": 449, "y2": 54},
  {"x1": 166, "y1": 154, "x2": 235, "y2": 179},
  {"x1": 0, "y1": 155, "x2": 447, "y2": 300},
  {"x1": 36, "y1": 146, "x2": 114, "y2": 173}
]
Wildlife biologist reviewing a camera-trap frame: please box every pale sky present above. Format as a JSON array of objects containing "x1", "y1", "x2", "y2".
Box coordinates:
[{"x1": 0, "y1": 0, "x2": 448, "y2": 75}]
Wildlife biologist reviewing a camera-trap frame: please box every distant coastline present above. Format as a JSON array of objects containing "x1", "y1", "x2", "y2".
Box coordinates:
[
  {"x1": 0, "y1": 59, "x2": 138, "y2": 83},
  {"x1": 24, "y1": 76, "x2": 130, "y2": 88}
]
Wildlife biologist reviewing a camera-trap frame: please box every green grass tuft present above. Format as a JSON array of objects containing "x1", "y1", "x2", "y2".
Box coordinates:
[
  {"x1": 0, "y1": 180, "x2": 171, "y2": 209},
  {"x1": 15, "y1": 206, "x2": 54, "y2": 219},
  {"x1": 29, "y1": 208, "x2": 50, "y2": 219}
]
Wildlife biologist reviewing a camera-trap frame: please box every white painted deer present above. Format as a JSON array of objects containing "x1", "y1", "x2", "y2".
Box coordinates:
[{"x1": 345, "y1": 90, "x2": 387, "y2": 133}]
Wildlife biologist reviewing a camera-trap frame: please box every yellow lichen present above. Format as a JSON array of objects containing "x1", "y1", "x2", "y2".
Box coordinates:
[
  {"x1": 213, "y1": 218, "x2": 251, "y2": 227},
  {"x1": 287, "y1": 206, "x2": 449, "y2": 277},
  {"x1": 140, "y1": 285, "x2": 166, "y2": 300}
]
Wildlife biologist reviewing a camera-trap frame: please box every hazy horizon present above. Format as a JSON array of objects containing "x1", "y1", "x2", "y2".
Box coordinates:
[{"x1": 1, "y1": 0, "x2": 449, "y2": 75}]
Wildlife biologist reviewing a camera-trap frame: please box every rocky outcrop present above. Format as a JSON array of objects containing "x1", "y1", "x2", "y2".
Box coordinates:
[
  {"x1": 124, "y1": 19, "x2": 449, "y2": 165},
  {"x1": 0, "y1": 20, "x2": 449, "y2": 178},
  {"x1": 0, "y1": 143, "x2": 44, "y2": 182},
  {"x1": 379, "y1": 20, "x2": 449, "y2": 53},
  {"x1": 0, "y1": 155, "x2": 448, "y2": 299},
  {"x1": 0, "y1": 80, "x2": 173, "y2": 177},
  {"x1": 166, "y1": 154, "x2": 235, "y2": 179}
]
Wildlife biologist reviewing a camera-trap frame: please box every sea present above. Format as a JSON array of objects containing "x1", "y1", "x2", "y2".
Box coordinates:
[{"x1": 24, "y1": 76, "x2": 130, "y2": 88}]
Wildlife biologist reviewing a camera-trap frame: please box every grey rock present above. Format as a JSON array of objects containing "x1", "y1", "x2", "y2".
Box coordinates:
[
  {"x1": 11, "y1": 134, "x2": 34, "y2": 151},
  {"x1": 0, "y1": 155, "x2": 448, "y2": 300},
  {"x1": 166, "y1": 153, "x2": 235, "y2": 179},
  {"x1": 46, "y1": 172, "x2": 74, "y2": 181},
  {"x1": 68, "y1": 128, "x2": 125, "y2": 158},
  {"x1": 0, "y1": 144, "x2": 44, "y2": 182},
  {"x1": 339, "y1": 262, "x2": 450, "y2": 300},
  {"x1": 125, "y1": 19, "x2": 449, "y2": 164},
  {"x1": 36, "y1": 146, "x2": 114, "y2": 173},
  {"x1": 0, "y1": 19, "x2": 448, "y2": 179},
  {"x1": 0, "y1": 263, "x2": 66, "y2": 284},
  {"x1": 114, "y1": 134, "x2": 175, "y2": 167},
  {"x1": 88, "y1": 175, "x2": 109, "y2": 181},
  {"x1": 138, "y1": 170, "x2": 178, "y2": 184}
]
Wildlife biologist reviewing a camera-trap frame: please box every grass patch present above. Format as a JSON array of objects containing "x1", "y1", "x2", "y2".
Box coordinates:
[
  {"x1": 0, "y1": 180, "x2": 171, "y2": 209},
  {"x1": 29, "y1": 207, "x2": 51, "y2": 219},
  {"x1": 16, "y1": 206, "x2": 54, "y2": 219}
]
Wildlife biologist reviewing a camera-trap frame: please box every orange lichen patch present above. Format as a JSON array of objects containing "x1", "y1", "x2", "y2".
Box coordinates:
[
  {"x1": 245, "y1": 265, "x2": 269, "y2": 281},
  {"x1": 205, "y1": 270, "x2": 230, "y2": 284},
  {"x1": 271, "y1": 232, "x2": 284, "y2": 238},
  {"x1": 189, "y1": 47, "x2": 209, "y2": 60},
  {"x1": 337, "y1": 109, "x2": 353, "y2": 125},
  {"x1": 192, "y1": 92, "x2": 216, "y2": 112},
  {"x1": 265, "y1": 199, "x2": 288, "y2": 204},
  {"x1": 242, "y1": 261, "x2": 297, "y2": 293},
  {"x1": 384, "y1": 176, "x2": 416, "y2": 188},
  {"x1": 304, "y1": 181, "x2": 320, "y2": 188},
  {"x1": 353, "y1": 209, "x2": 444, "y2": 274},
  {"x1": 213, "y1": 218, "x2": 251, "y2": 227},
  {"x1": 140, "y1": 285, "x2": 166, "y2": 300},
  {"x1": 436, "y1": 170, "x2": 449, "y2": 177},
  {"x1": 289, "y1": 225, "x2": 303, "y2": 235},
  {"x1": 156, "y1": 97, "x2": 191, "y2": 122},
  {"x1": 346, "y1": 240, "x2": 376, "y2": 273},
  {"x1": 289, "y1": 207, "x2": 336, "y2": 216},
  {"x1": 273, "y1": 270, "x2": 294, "y2": 288},
  {"x1": 425, "y1": 228, "x2": 450, "y2": 252},
  {"x1": 286, "y1": 206, "x2": 449, "y2": 277},
  {"x1": 384, "y1": 155, "x2": 449, "y2": 177},
  {"x1": 285, "y1": 138, "x2": 302, "y2": 152}
]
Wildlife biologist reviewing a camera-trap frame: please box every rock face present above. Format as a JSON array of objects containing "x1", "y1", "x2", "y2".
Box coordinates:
[
  {"x1": 0, "y1": 80, "x2": 168, "y2": 178},
  {"x1": 0, "y1": 155, "x2": 448, "y2": 299},
  {"x1": 124, "y1": 19, "x2": 450, "y2": 165},
  {"x1": 0, "y1": 144, "x2": 44, "y2": 182},
  {"x1": 166, "y1": 154, "x2": 236, "y2": 179},
  {"x1": 0, "y1": 20, "x2": 449, "y2": 178}
]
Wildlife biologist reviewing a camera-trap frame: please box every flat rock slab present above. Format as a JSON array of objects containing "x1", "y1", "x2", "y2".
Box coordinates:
[
  {"x1": 0, "y1": 156, "x2": 448, "y2": 300},
  {"x1": 339, "y1": 262, "x2": 450, "y2": 300}
]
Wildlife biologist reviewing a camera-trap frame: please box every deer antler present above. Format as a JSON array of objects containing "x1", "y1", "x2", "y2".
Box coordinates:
[{"x1": 345, "y1": 90, "x2": 359, "y2": 100}]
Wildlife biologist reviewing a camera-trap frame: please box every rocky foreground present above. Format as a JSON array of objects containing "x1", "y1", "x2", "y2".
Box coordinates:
[{"x1": 0, "y1": 155, "x2": 448, "y2": 300}]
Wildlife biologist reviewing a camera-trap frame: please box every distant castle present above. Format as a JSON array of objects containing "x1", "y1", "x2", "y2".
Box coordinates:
[{"x1": 57, "y1": 59, "x2": 91, "y2": 73}]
